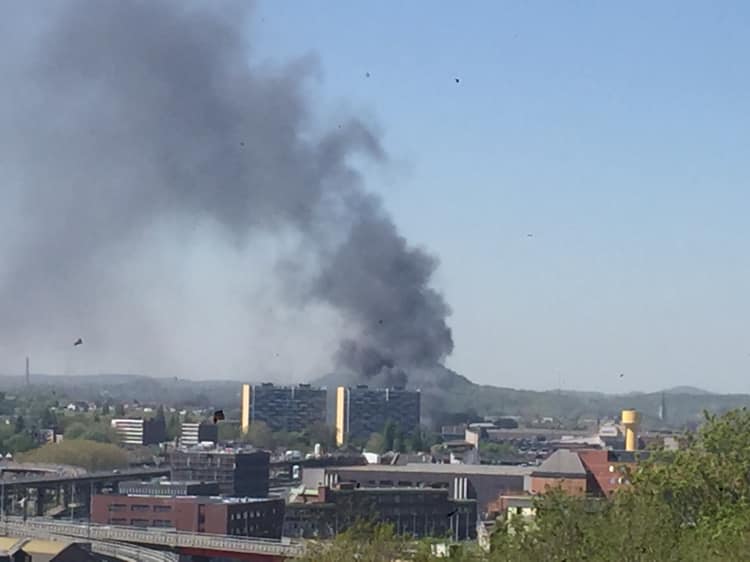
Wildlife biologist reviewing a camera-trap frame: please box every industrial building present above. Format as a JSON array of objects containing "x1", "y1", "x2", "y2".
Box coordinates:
[
  {"x1": 92, "y1": 493, "x2": 284, "y2": 538},
  {"x1": 285, "y1": 483, "x2": 477, "y2": 540},
  {"x1": 304, "y1": 462, "x2": 530, "y2": 518},
  {"x1": 179, "y1": 422, "x2": 218, "y2": 446},
  {"x1": 335, "y1": 385, "x2": 421, "y2": 446},
  {"x1": 240, "y1": 383, "x2": 327, "y2": 434},
  {"x1": 110, "y1": 417, "x2": 166, "y2": 446},
  {"x1": 170, "y1": 447, "x2": 270, "y2": 497}
]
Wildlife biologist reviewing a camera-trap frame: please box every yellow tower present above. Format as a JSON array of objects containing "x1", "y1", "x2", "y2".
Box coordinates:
[
  {"x1": 241, "y1": 384, "x2": 251, "y2": 435},
  {"x1": 621, "y1": 409, "x2": 640, "y2": 452},
  {"x1": 335, "y1": 386, "x2": 347, "y2": 447}
]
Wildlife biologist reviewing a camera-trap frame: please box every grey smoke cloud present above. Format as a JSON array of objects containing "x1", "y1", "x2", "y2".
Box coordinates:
[{"x1": 0, "y1": 0, "x2": 453, "y2": 382}]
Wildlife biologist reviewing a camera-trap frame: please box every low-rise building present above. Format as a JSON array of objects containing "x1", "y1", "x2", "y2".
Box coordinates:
[
  {"x1": 284, "y1": 483, "x2": 476, "y2": 540},
  {"x1": 180, "y1": 422, "x2": 218, "y2": 446},
  {"x1": 529, "y1": 449, "x2": 587, "y2": 496},
  {"x1": 110, "y1": 417, "x2": 166, "y2": 446},
  {"x1": 170, "y1": 446, "x2": 270, "y2": 497},
  {"x1": 303, "y1": 463, "x2": 531, "y2": 519},
  {"x1": 91, "y1": 494, "x2": 284, "y2": 539}
]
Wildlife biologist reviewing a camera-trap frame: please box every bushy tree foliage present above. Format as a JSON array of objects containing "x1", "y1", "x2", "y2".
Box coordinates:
[{"x1": 18, "y1": 439, "x2": 128, "y2": 471}]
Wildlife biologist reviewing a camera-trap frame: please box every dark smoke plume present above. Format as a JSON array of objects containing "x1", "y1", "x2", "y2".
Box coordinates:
[{"x1": 0, "y1": 1, "x2": 453, "y2": 382}]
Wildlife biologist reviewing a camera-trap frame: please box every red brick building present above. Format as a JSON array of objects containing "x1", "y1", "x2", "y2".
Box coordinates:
[
  {"x1": 91, "y1": 494, "x2": 284, "y2": 539},
  {"x1": 578, "y1": 449, "x2": 646, "y2": 496},
  {"x1": 529, "y1": 449, "x2": 588, "y2": 496}
]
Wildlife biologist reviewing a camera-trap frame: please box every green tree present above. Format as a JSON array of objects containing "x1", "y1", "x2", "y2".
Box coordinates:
[
  {"x1": 63, "y1": 422, "x2": 88, "y2": 440},
  {"x1": 365, "y1": 432, "x2": 386, "y2": 454},
  {"x1": 13, "y1": 416, "x2": 25, "y2": 434},
  {"x1": 102, "y1": 402, "x2": 111, "y2": 415},
  {"x1": 166, "y1": 412, "x2": 181, "y2": 440},
  {"x1": 410, "y1": 429, "x2": 425, "y2": 453},
  {"x1": 19, "y1": 440, "x2": 128, "y2": 472},
  {"x1": 383, "y1": 421, "x2": 396, "y2": 451},
  {"x1": 218, "y1": 422, "x2": 240, "y2": 442},
  {"x1": 5, "y1": 433, "x2": 37, "y2": 454},
  {"x1": 244, "y1": 421, "x2": 274, "y2": 449},
  {"x1": 114, "y1": 403, "x2": 125, "y2": 417}
]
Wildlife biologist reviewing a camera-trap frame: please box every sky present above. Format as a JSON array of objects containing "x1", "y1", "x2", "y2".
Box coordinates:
[{"x1": 249, "y1": 1, "x2": 750, "y2": 393}]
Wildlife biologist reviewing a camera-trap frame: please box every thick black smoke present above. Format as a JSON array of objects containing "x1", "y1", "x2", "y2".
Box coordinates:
[{"x1": 0, "y1": 1, "x2": 452, "y2": 382}]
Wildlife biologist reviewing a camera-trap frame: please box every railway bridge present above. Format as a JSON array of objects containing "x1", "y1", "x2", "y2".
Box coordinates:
[{"x1": 2, "y1": 517, "x2": 303, "y2": 561}]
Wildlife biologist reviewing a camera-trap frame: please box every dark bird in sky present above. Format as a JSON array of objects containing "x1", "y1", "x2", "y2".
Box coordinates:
[
  {"x1": 239, "y1": 141, "x2": 245, "y2": 147},
  {"x1": 73, "y1": 338, "x2": 83, "y2": 346},
  {"x1": 527, "y1": 233, "x2": 534, "y2": 237},
  {"x1": 213, "y1": 410, "x2": 225, "y2": 424},
  {"x1": 454, "y1": 77, "x2": 460, "y2": 83},
  {"x1": 619, "y1": 373, "x2": 624, "y2": 378},
  {"x1": 365, "y1": 72, "x2": 371, "y2": 78}
]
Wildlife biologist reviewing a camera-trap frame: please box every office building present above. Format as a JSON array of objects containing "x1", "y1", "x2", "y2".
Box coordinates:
[
  {"x1": 110, "y1": 417, "x2": 166, "y2": 446},
  {"x1": 92, "y1": 494, "x2": 284, "y2": 538},
  {"x1": 170, "y1": 447, "x2": 270, "y2": 497},
  {"x1": 285, "y1": 483, "x2": 476, "y2": 540},
  {"x1": 180, "y1": 422, "x2": 218, "y2": 446},
  {"x1": 335, "y1": 385, "x2": 420, "y2": 446},
  {"x1": 240, "y1": 383, "x2": 326, "y2": 434}
]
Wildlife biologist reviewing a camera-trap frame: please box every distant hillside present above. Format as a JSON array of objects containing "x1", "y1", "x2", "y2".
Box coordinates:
[
  {"x1": 314, "y1": 368, "x2": 750, "y2": 430},
  {"x1": 664, "y1": 386, "x2": 714, "y2": 396},
  {"x1": 4, "y1": 371, "x2": 747, "y2": 430}
]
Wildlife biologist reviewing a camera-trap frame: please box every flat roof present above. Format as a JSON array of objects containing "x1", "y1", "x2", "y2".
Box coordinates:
[
  {"x1": 333, "y1": 463, "x2": 532, "y2": 476},
  {"x1": 122, "y1": 494, "x2": 279, "y2": 504}
]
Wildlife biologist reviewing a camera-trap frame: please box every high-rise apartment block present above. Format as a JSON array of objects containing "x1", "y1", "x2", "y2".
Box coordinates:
[
  {"x1": 335, "y1": 385, "x2": 420, "y2": 446},
  {"x1": 240, "y1": 383, "x2": 326, "y2": 434}
]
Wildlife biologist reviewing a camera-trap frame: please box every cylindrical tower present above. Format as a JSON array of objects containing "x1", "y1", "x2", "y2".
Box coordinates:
[{"x1": 621, "y1": 409, "x2": 640, "y2": 452}]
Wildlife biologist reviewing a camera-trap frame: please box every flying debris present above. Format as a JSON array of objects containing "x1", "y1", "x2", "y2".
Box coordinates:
[
  {"x1": 73, "y1": 338, "x2": 83, "y2": 346},
  {"x1": 213, "y1": 410, "x2": 225, "y2": 424}
]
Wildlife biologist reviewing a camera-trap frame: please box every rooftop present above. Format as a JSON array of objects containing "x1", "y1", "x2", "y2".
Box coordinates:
[
  {"x1": 122, "y1": 494, "x2": 280, "y2": 504},
  {"x1": 532, "y1": 449, "x2": 587, "y2": 477},
  {"x1": 333, "y1": 463, "x2": 532, "y2": 476}
]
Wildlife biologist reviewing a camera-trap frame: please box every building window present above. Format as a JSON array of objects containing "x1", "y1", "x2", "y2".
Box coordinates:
[
  {"x1": 153, "y1": 505, "x2": 172, "y2": 513},
  {"x1": 130, "y1": 519, "x2": 150, "y2": 527},
  {"x1": 152, "y1": 520, "x2": 172, "y2": 527},
  {"x1": 108, "y1": 504, "x2": 126, "y2": 512},
  {"x1": 131, "y1": 505, "x2": 151, "y2": 512},
  {"x1": 109, "y1": 518, "x2": 126, "y2": 525}
]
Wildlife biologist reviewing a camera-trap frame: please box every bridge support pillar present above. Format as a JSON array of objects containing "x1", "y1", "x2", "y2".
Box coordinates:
[{"x1": 34, "y1": 488, "x2": 45, "y2": 517}]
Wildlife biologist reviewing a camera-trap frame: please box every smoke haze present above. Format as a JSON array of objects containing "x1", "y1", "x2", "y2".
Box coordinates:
[{"x1": 0, "y1": 1, "x2": 452, "y2": 383}]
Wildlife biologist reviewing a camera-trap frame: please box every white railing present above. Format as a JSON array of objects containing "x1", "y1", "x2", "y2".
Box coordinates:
[
  {"x1": 1, "y1": 521, "x2": 178, "y2": 562},
  {"x1": 2, "y1": 517, "x2": 304, "y2": 557},
  {"x1": 90, "y1": 541, "x2": 179, "y2": 562}
]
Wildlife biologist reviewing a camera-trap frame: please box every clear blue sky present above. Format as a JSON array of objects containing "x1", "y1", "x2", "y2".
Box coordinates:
[{"x1": 252, "y1": 1, "x2": 750, "y2": 393}]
